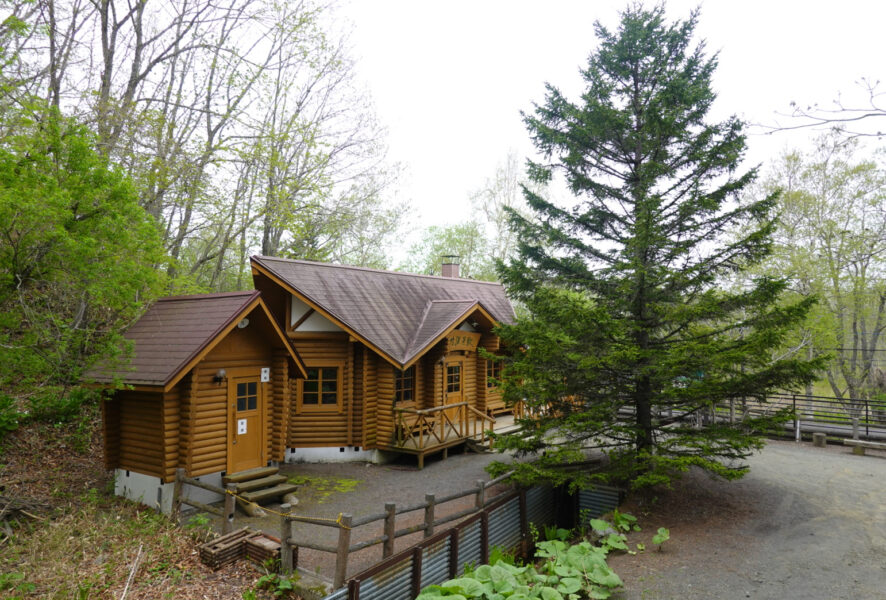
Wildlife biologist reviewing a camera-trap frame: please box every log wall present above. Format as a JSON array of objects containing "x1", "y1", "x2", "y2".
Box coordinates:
[{"x1": 288, "y1": 333, "x2": 351, "y2": 447}]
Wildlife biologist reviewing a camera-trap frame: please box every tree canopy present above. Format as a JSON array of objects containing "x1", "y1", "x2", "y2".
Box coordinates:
[{"x1": 493, "y1": 6, "x2": 821, "y2": 489}]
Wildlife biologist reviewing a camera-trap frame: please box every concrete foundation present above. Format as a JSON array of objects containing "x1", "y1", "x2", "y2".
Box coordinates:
[
  {"x1": 284, "y1": 445, "x2": 394, "y2": 464},
  {"x1": 115, "y1": 468, "x2": 224, "y2": 514}
]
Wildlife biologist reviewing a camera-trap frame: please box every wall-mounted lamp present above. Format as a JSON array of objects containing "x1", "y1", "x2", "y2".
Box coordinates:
[{"x1": 213, "y1": 368, "x2": 227, "y2": 384}]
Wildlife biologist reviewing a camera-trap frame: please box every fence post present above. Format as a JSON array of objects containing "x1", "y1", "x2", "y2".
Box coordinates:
[
  {"x1": 794, "y1": 395, "x2": 800, "y2": 442},
  {"x1": 334, "y1": 513, "x2": 353, "y2": 590},
  {"x1": 518, "y1": 488, "x2": 529, "y2": 557},
  {"x1": 411, "y1": 546, "x2": 423, "y2": 600},
  {"x1": 383, "y1": 502, "x2": 396, "y2": 558},
  {"x1": 480, "y1": 511, "x2": 489, "y2": 564},
  {"x1": 223, "y1": 483, "x2": 236, "y2": 535},
  {"x1": 866, "y1": 398, "x2": 870, "y2": 439},
  {"x1": 449, "y1": 529, "x2": 459, "y2": 578},
  {"x1": 475, "y1": 480, "x2": 486, "y2": 508},
  {"x1": 171, "y1": 468, "x2": 185, "y2": 518},
  {"x1": 424, "y1": 494, "x2": 436, "y2": 538},
  {"x1": 279, "y1": 503, "x2": 292, "y2": 576}
]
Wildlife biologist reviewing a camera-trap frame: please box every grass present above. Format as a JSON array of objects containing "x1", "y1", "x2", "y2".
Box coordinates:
[
  {"x1": 1, "y1": 492, "x2": 194, "y2": 599},
  {"x1": 286, "y1": 474, "x2": 361, "y2": 503}
]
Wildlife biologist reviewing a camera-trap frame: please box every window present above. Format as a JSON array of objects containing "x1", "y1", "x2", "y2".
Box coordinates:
[
  {"x1": 236, "y1": 381, "x2": 258, "y2": 411},
  {"x1": 394, "y1": 366, "x2": 415, "y2": 403},
  {"x1": 486, "y1": 359, "x2": 502, "y2": 388},
  {"x1": 302, "y1": 366, "x2": 340, "y2": 409},
  {"x1": 446, "y1": 364, "x2": 461, "y2": 393}
]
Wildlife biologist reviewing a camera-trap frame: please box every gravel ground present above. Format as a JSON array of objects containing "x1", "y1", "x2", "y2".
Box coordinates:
[
  {"x1": 608, "y1": 440, "x2": 886, "y2": 600},
  {"x1": 199, "y1": 439, "x2": 886, "y2": 599},
  {"x1": 207, "y1": 447, "x2": 513, "y2": 584}
]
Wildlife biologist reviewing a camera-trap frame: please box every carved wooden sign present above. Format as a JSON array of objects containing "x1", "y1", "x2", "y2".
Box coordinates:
[{"x1": 446, "y1": 331, "x2": 482, "y2": 352}]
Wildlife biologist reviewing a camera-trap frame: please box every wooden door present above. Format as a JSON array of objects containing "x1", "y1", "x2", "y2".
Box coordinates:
[
  {"x1": 443, "y1": 358, "x2": 464, "y2": 424},
  {"x1": 227, "y1": 376, "x2": 264, "y2": 474}
]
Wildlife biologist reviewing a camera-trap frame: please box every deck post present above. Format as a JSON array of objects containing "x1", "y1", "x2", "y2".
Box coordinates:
[
  {"x1": 279, "y1": 503, "x2": 293, "y2": 575},
  {"x1": 334, "y1": 513, "x2": 353, "y2": 589},
  {"x1": 383, "y1": 502, "x2": 396, "y2": 558},
  {"x1": 223, "y1": 483, "x2": 236, "y2": 534},
  {"x1": 424, "y1": 494, "x2": 436, "y2": 538}
]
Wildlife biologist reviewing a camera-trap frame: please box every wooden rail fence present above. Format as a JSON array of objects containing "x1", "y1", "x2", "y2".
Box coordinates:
[{"x1": 278, "y1": 471, "x2": 513, "y2": 589}]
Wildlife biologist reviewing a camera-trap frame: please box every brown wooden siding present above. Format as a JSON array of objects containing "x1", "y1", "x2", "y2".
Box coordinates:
[
  {"x1": 350, "y1": 342, "x2": 363, "y2": 445},
  {"x1": 162, "y1": 386, "x2": 181, "y2": 481},
  {"x1": 116, "y1": 390, "x2": 165, "y2": 478},
  {"x1": 376, "y1": 357, "x2": 395, "y2": 446},
  {"x1": 363, "y1": 346, "x2": 377, "y2": 448},
  {"x1": 289, "y1": 333, "x2": 351, "y2": 447},
  {"x1": 102, "y1": 395, "x2": 121, "y2": 470},
  {"x1": 269, "y1": 350, "x2": 290, "y2": 461}
]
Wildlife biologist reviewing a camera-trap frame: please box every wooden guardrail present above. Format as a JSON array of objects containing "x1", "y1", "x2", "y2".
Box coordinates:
[
  {"x1": 393, "y1": 401, "x2": 496, "y2": 450},
  {"x1": 278, "y1": 471, "x2": 514, "y2": 589},
  {"x1": 171, "y1": 468, "x2": 237, "y2": 535}
]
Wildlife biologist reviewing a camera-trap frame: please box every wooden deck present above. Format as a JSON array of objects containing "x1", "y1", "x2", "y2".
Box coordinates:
[{"x1": 386, "y1": 401, "x2": 501, "y2": 468}]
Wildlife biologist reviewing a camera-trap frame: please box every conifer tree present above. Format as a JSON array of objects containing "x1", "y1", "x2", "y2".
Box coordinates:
[{"x1": 494, "y1": 5, "x2": 821, "y2": 489}]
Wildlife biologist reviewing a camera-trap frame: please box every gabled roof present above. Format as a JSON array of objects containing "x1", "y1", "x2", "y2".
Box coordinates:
[
  {"x1": 251, "y1": 256, "x2": 515, "y2": 367},
  {"x1": 87, "y1": 291, "x2": 307, "y2": 389}
]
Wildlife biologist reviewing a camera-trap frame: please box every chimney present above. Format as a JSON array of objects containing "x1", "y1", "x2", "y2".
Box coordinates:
[{"x1": 441, "y1": 255, "x2": 460, "y2": 278}]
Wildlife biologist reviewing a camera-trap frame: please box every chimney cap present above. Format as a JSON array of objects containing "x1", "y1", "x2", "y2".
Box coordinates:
[{"x1": 441, "y1": 254, "x2": 460, "y2": 264}]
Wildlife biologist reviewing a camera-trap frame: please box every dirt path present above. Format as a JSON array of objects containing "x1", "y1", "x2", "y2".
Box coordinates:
[{"x1": 609, "y1": 440, "x2": 886, "y2": 600}]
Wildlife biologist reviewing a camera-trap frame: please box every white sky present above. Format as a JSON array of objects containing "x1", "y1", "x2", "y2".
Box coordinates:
[{"x1": 336, "y1": 0, "x2": 885, "y2": 244}]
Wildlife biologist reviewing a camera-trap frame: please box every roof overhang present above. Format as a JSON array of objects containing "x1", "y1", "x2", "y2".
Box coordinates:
[
  {"x1": 251, "y1": 258, "x2": 405, "y2": 369},
  {"x1": 401, "y1": 302, "x2": 499, "y2": 370},
  {"x1": 161, "y1": 294, "x2": 308, "y2": 392}
]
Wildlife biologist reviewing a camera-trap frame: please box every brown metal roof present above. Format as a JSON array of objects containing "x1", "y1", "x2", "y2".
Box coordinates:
[
  {"x1": 251, "y1": 256, "x2": 515, "y2": 367},
  {"x1": 87, "y1": 291, "x2": 304, "y2": 387}
]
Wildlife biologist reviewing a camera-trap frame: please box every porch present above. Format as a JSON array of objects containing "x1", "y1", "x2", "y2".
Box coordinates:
[{"x1": 388, "y1": 401, "x2": 512, "y2": 468}]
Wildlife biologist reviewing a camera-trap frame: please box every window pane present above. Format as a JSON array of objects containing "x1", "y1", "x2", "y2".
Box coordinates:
[
  {"x1": 322, "y1": 380, "x2": 338, "y2": 393},
  {"x1": 306, "y1": 368, "x2": 319, "y2": 380},
  {"x1": 247, "y1": 381, "x2": 257, "y2": 395},
  {"x1": 248, "y1": 396, "x2": 256, "y2": 410},
  {"x1": 321, "y1": 393, "x2": 337, "y2": 405},
  {"x1": 304, "y1": 380, "x2": 318, "y2": 393},
  {"x1": 303, "y1": 393, "x2": 318, "y2": 404},
  {"x1": 237, "y1": 397, "x2": 246, "y2": 411},
  {"x1": 323, "y1": 367, "x2": 338, "y2": 379},
  {"x1": 237, "y1": 382, "x2": 247, "y2": 396}
]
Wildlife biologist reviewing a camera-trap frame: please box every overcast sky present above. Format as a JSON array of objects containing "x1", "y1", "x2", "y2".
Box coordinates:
[{"x1": 337, "y1": 0, "x2": 885, "y2": 244}]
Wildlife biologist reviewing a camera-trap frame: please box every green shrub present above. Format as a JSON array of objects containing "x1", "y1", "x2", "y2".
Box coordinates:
[
  {"x1": 0, "y1": 393, "x2": 21, "y2": 439},
  {"x1": 26, "y1": 385, "x2": 95, "y2": 423}
]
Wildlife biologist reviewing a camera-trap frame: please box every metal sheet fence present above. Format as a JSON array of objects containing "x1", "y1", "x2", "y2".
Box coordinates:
[{"x1": 332, "y1": 485, "x2": 622, "y2": 600}]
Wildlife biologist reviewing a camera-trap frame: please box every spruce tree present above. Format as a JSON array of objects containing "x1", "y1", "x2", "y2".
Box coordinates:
[{"x1": 494, "y1": 6, "x2": 821, "y2": 489}]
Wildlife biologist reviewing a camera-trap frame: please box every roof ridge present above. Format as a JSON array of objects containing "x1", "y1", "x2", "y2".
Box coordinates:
[{"x1": 253, "y1": 255, "x2": 506, "y2": 287}]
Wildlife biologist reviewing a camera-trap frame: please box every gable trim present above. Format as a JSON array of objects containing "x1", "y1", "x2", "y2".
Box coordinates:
[
  {"x1": 251, "y1": 260, "x2": 404, "y2": 369},
  {"x1": 162, "y1": 295, "x2": 307, "y2": 392},
  {"x1": 401, "y1": 303, "x2": 500, "y2": 370}
]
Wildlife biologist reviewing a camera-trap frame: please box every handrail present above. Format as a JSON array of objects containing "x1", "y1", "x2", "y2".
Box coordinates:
[
  {"x1": 395, "y1": 401, "x2": 469, "y2": 416},
  {"x1": 466, "y1": 405, "x2": 496, "y2": 426}
]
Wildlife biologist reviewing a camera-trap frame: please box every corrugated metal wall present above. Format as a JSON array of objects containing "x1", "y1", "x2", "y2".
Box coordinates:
[
  {"x1": 487, "y1": 496, "x2": 522, "y2": 552},
  {"x1": 577, "y1": 485, "x2": 621, "y2": 519},
  {"x1": 325, "y1": 485, "x2": 623, "y2": 600}
]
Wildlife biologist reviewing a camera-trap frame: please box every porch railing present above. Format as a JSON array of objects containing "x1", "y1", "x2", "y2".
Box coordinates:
[{"x1": 393, "y1": 402, "x2": 496, "y2": 450}]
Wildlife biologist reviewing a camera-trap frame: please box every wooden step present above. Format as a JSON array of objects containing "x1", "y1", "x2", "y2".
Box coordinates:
[
  {"x1": 234, "y1": 474, "x2": 289, "y2": 493},
  {"x1": 223, "y1": 466, "x2": 279, "y2": 484},
  {"x1": 241, "y1": 483, "x2": 299, "y2": 504}
]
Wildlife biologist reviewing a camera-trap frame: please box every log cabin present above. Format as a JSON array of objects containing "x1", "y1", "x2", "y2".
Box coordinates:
[{"x1": 92, "y1": 257, "x2": 515, "y2": 511}]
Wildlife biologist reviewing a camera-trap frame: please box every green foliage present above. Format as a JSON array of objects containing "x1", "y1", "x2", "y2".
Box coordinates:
[
  {"x1": 489, "y1": 545, "x2": 521, "y2": 567},
  {"x1": 651, "y1": 527, "x2": 670, "y2": 550},
  {"x1": 544, "y1": 525, "x2": 573, "y2": 542},
  {"x1": 255, "y1": 571, "x2": 300, "y2": 598},
  {"x1": 0, "y1": 105, "x2": 165, "y2": 399},
  {"x1": 0, "y1": 393, "x2": 21, "y2": 440},
  {"x1": 493, "y1": 5, "x2": 821, "y2": 491},
  {"x1": 184, "y1": 513, "x2": 214, "y2": 543},
  {"x1": 416, "y1": 542, "x2": 623, "y2": 600},
  {"x1": 401, "y1": 221, "x2": 497, "y2": 281}
]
